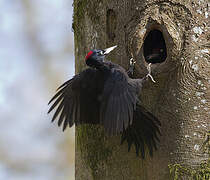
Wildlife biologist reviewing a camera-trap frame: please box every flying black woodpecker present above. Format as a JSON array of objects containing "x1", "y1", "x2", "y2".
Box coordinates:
[{"x1": 48, "y1": 45, "x2": 161, "y2": 158}]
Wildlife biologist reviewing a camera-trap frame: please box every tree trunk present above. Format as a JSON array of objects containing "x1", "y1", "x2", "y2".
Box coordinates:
[{"x1": 73, "y1": 0, "x2": 209, "y2": 179}]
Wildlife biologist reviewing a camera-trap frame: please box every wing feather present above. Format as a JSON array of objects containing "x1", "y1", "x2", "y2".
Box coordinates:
[
  {"x1": 48, "y1": 68, "x2": 102, "y2": 130},
  {"x1": 100, "y1": 69, "x2": 138, "y2": 135},
  {"x1": 121, "y1": 104, "x2": 161, "y2": 158}
]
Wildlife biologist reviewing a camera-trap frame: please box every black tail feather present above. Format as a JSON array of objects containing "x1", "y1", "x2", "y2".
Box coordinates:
[{"x1": 121, "y1": 104, "x2": 161, "y2": 158}]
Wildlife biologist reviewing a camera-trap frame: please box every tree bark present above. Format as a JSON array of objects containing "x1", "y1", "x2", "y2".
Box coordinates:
[{"x1": 73, "y1": 0, "x2": 209, "y2": 179}]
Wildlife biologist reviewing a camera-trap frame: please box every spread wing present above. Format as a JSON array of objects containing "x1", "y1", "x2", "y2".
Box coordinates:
[
  {"x1": 100, "y1": 69, "x2": 138, "y2": 135},
  {"x1": 121, "y1": 104, "x2": 161, "y2": 158},
  {"x1": 48, "y1": 68, "x2": 102, "y2": 131}
]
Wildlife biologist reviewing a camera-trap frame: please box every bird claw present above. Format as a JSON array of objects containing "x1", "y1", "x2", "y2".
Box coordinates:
[
  {"x1": 129, "y1": 58, "x2": 136, "y2": 66},
  {"x1": 146, "y1": 63, "x2": 156, "y2": 83},
  {"x1": 127, "y1": 58, "x2": 136, "y2": 76}
]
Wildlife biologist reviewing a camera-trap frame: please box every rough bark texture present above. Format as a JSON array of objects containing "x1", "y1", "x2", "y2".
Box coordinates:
[{"x1": 73, "y1": 0, "x2": 209, "y2": 179}]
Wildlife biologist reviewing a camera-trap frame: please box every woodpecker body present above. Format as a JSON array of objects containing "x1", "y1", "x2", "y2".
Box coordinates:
[{"x1": 48, "y1": 46, "x2": 161, "y2": 158}]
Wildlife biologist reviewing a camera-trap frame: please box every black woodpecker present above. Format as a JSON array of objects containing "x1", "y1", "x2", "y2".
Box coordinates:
[{"x1": 48, "y1": 45, "x2": 161, "y2": 158}]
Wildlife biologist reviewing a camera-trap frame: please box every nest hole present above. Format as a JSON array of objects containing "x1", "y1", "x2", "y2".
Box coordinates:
[
  {"x1": 143, "y1": 29, "x2": 167, "y2": 64},
  {"x1": 106, "y1": 9, "x2": 117, "y2": 41}
]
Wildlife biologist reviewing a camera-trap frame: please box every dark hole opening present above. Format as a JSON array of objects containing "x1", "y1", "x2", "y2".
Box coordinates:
[
  {"x1": 106, "y1": 9, "x2": 117, "y2": 41},
  {"x1": 143, "y1": 29, "x2": 167, "y2": 63}
]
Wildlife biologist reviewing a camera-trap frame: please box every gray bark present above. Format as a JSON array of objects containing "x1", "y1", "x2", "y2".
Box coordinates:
[{"x1": 73, "y1": 0, "x2": 209, "y2": 179}]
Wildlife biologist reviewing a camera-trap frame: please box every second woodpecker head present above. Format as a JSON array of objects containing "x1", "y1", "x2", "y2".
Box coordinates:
[{"x1": 85, "y1": 45, "x2": 117, "y2": 68}]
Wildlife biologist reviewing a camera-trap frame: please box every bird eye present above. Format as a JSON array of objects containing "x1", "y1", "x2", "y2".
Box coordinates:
[{"x1": 99, "y1": 51, "x2": 104, "y2": 55}]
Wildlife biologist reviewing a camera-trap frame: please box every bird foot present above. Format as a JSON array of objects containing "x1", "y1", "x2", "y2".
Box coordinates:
[
  {"x1": 129, "y1": 58, "x2": 136, "y2": 66},
  {"x1": 146, "y1": 63, "x2": 156, "y2": 83},
  {"x1": 127, "y1": 58, "x2": 136, "y2": 76}
]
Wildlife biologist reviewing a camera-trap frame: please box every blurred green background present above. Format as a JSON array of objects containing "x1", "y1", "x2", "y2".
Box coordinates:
[{"x1": 0, "y1": 0, "x2": 75, "y2": 179}]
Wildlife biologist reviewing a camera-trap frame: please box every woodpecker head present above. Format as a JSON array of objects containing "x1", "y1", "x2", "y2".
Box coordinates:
[{"x1": 85, "y1": 45, "x2": 117, "y2": 67}]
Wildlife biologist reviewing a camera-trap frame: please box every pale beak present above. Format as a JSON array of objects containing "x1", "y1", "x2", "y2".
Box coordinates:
[{"x1": 103, "y1": 45, "x2": 117, "y2": 55}]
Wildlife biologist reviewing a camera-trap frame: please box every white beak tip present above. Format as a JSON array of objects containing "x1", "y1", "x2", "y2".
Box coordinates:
[{"x1": 104, "y1": 45, "x2": 117, "y2": 55}]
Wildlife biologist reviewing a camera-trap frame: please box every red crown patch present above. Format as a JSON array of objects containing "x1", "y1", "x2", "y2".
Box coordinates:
[{"x1": 85, "y1": 51, "x2": 93, "y2": 60}]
